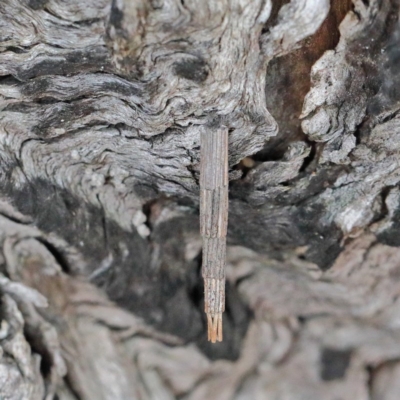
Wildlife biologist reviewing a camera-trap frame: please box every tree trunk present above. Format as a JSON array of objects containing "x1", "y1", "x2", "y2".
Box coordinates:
[{"x1": 1, "y1": 0, "x2": 400, "y2": 398}]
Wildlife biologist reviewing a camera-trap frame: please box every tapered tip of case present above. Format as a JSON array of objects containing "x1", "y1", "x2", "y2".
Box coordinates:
[{"x1": 207, "y1": 313, "x2": 223, "y2": 343}]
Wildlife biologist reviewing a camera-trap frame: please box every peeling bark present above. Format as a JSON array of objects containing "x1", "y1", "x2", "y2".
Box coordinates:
[{"x1": 1, "y1": 0, "x2": 400, "y2": 399}]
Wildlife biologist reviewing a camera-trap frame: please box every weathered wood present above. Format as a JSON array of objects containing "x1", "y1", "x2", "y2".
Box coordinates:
[{"x1": 1, "y1": 0, "x2": 400, "y2": 399}]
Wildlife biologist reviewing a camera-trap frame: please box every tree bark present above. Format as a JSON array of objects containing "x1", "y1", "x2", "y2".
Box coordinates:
[{"x1": 0, "y1": 0, "x2": 400, "y2": 399}]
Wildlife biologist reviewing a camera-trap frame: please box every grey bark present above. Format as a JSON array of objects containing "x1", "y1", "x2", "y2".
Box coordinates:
[{"x1": 0, "y1": 0, "x2": 400, "y2": 399}]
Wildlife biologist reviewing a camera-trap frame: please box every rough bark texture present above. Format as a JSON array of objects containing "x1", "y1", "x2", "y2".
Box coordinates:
[{"x1": 1, "y1": 0, "x2": 400, "y2": 398}]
